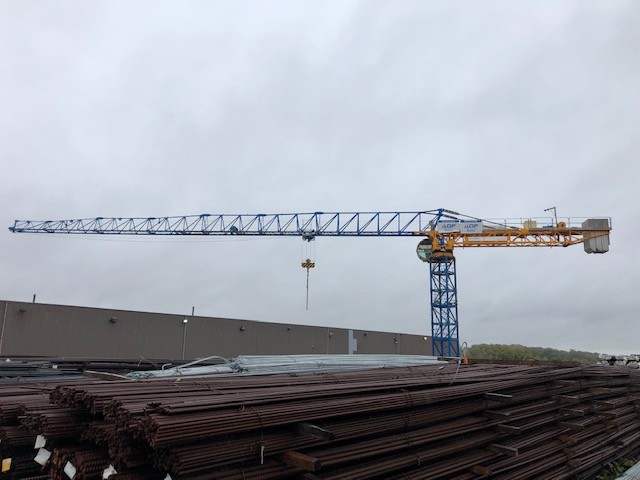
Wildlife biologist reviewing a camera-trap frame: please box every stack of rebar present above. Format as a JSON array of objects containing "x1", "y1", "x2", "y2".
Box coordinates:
[
  {"x1": 0, "y1": 357, "x2": 226, "y2": 379},
  {"x1": 0, "y1": 385, "x2": 52, "y2": 480},
  {"x1": 2, "y1": 361, "x2": 640, "y2": 479}
]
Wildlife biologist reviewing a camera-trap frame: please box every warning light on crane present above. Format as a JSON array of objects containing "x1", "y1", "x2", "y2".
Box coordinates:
[{"x1": 9, "y1": 209, "x2": 611, "y2": 357}]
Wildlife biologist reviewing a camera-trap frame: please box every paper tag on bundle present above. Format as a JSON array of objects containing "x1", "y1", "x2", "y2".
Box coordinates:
[
  {"x1": 64, "y1": 461, "x2": 77, "y2": 479},
  {"x1": 164, "y1": 475, "x2": 172, "y2": 480},
  {"x1": 1, "y1": 458, "x2": 11, "y2": 473},
  {"x1": 34, "y1": 435, "x2": 46, "y2": 449},
  {"x1": 102, "y1": 465, "x2": 117, "y2": 479},
  {"x1": 34, "y1": 448, "x2": 51, "y2": 466}
]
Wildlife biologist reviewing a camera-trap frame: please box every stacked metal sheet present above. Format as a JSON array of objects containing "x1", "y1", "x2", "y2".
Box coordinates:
[
  {"x1": 1, "y1": 361, "x2": 640, "y2": 479},
  {"x1": 231, "y1": 354, "x2": 443, "y2": 375},
  {"x1": 126, "y1": 354, "x2": 442, "y2": 379},
  {"x1": 616, "y1": 459, "x2": 640, "y2": 480}
]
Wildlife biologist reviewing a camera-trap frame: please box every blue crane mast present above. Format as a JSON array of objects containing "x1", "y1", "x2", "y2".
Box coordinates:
[{"x1": 9, "y1": 208, "x2": 612, "y2": 357}]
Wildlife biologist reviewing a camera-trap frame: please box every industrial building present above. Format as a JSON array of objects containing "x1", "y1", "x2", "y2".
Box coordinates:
[{"x1": 0, "y1": 299, "x2": 431, "y2": 359}]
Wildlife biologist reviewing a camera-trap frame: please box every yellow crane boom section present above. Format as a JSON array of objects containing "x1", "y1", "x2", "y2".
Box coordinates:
[
  {"x1": 430, "y1": 226, "x2": 611, "y2": 249},
  {"x1": 416, "y1": 217, "x2": 611, "y2": 256}
]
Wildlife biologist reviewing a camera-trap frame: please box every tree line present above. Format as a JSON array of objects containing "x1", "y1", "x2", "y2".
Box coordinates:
[{"x1": 466, "y1": 343, "x2": 600, "y2": 363}]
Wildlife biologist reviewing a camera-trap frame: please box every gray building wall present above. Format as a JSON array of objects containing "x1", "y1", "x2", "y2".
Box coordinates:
[{"x1": 0, "y1": 300, "x2": 432, "y2": 359}]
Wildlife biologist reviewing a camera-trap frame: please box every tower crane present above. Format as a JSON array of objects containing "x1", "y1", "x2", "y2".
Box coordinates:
[{"x1": 9, "y1": 208, "x2": 611, "y2": 357}]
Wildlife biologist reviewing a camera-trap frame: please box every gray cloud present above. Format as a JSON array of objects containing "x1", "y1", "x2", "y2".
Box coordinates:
[{"x1": 1, "y1": 1, "x2": 638, "y2": 354}]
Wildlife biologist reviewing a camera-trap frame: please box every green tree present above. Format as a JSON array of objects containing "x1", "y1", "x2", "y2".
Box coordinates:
[{"x1": 466, "y1": 344, "x2": 600, "y2": 363}]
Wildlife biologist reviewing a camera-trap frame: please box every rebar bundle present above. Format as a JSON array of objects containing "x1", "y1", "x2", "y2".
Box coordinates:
[{"x1": 1, "y1": 361, "x2": 640, "y2": 479}]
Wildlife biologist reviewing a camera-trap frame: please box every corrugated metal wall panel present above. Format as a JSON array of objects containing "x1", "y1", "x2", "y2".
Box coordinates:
[{"x1": 0, "y1": 300, "x2": 431, "y2": 358}]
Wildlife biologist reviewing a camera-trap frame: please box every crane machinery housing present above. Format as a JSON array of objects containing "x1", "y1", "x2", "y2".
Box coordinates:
[{"x1": 9, "y1": 208, "x2": 611, "y2": 357}]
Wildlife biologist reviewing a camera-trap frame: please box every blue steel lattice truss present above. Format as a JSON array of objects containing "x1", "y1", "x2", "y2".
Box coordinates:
[
  {"x1": 9, "y1": 210, "x2": 454, "y2": 237},
  {"x1": 430, "y1": 256, "x2": 459, "y2": 357}
]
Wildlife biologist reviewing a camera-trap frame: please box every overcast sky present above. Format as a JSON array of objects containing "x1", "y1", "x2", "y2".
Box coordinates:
[{"x1": 1, "y1": 1, "x2": 638, "y2": 354}]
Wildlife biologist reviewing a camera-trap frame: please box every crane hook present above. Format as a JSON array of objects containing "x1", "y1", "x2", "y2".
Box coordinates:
[{"x1": 301, "y1": 238, "x2": 316, "y2": 310}]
